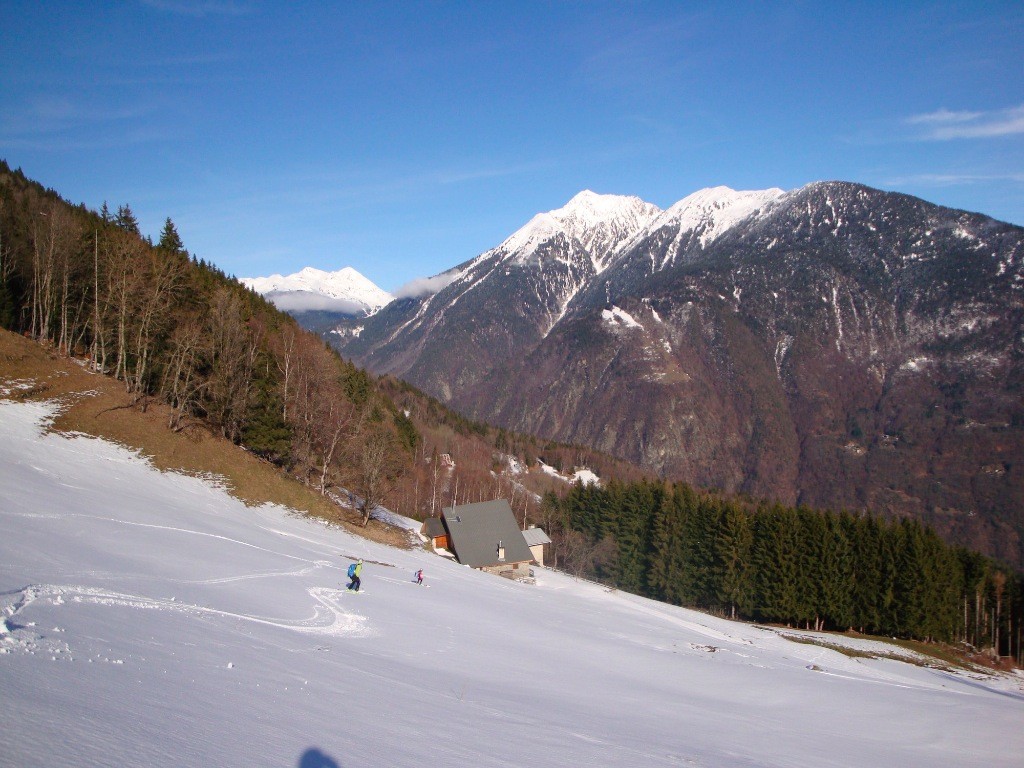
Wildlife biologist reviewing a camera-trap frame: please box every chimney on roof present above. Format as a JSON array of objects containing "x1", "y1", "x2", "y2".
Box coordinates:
[{"x1": 497, "y1": 541, "x2": 505, "y2": 562}]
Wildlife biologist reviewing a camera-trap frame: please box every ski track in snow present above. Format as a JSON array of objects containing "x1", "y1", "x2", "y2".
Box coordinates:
[
  {"x1": 603, "y1": 589, "x2": 980, "y2": 697},
  {"x1": 63, "y1": 512, "x2": 317, "y2": 564},
  {"x1": 0, "y1": 582, "x2": 372, "y2": 652},
  {"x1": 6, "y1": 508, "x2": 343, "y2": 586}
]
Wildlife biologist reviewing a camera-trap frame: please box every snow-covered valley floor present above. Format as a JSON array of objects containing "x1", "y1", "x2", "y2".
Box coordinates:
[{"x1": 2, "y1": 398, "x2": 1022, "y2": 767}]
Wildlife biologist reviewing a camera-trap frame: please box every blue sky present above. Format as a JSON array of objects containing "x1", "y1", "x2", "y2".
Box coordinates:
[{"x1": 2, "y1": 1, "x2": 1022, "y2": 292}]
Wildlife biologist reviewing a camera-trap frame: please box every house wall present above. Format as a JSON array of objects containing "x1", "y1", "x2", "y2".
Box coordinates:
[
  {"x1": 481, "y1": 561, "x2": 532, "y2": 580},
  {"x1": 528, "y1": 543, "x2": 545, "y2": 566}
]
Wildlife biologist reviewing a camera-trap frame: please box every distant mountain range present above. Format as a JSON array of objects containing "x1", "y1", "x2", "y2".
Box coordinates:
[
  {"x1": 322, "y1": 182, "x2": 1024, "y2": 567},
  {"x1": 240, "y1": 266, "x2": 393, "y2": 317}
]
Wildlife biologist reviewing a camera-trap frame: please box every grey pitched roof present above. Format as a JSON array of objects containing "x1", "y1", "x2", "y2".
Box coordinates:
[
  {"x1": 442, "y1": 499, "x2": 534, "y2": 568},
  {"x1": 421, "y1": 517, "x2": 446, "y2": 539},
  {"x1": 522, "y1": 527, "x2": 552, "y2": 546}
]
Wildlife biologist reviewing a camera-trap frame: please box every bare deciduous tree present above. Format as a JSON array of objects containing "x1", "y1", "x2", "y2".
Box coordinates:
[
  {"x1": 992, "y1": 570, "x2": 1007, "y2": 658},
  {"x1": 29, "y1": 202, "x2": 79, "y2": 346},
  {"x1": 127, "y1": 247, "x2": 186, "y2": 398},
  {"x1": 273, "y1": 323, "x2": 299, "y2": 423},
  {"x1": 207, "y1": 288, "x2": 259, "y2": 442},
  {"x1": 312, "y1": 383, "x2": 356, "y2": 495},
  {"x1": 348, "y1": 427, "x2": 405, "y2": 526},
  {"x1": 160, "y1": 317, "x2": 208, "y2": 431},
  {"x1": 101, "y1": 228, "x2": 146, "y2": 384},
  {"x1": 277, "y1": 330, "x2": 350, "y2": 487}
]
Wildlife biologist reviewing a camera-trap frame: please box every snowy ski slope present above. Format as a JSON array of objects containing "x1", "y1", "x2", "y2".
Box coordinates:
[{"x1": 1, "y1": 398, "x2": 1022, "y2": 767}]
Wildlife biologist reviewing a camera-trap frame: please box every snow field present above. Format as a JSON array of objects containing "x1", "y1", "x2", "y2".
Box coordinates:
[{"x1": 1, "y1": 398, "x2": 1022, "y2": 767}]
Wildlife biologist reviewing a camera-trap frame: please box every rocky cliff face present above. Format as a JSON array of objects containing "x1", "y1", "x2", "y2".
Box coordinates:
[{"x1": 336, "y1": 182, "x2": 1024, "y2": 567}]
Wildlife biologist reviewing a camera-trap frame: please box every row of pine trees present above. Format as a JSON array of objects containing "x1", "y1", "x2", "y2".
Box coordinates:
[{"x1": 546, "y1": 479, "x2": 1023, "y2": 660}]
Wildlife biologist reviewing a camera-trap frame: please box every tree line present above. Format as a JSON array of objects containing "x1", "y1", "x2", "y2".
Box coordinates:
[
  {"x1": 545, "y1": 479, "x2": 1023, "y2": 661},
  {"x1": 0, "y1": 162, "x2": 409, "y2": 524}
]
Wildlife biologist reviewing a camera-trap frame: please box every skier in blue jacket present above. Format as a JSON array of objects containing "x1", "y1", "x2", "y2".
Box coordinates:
[{"x1": 347, "y1": 559, "x2": 363, "y2": 591}]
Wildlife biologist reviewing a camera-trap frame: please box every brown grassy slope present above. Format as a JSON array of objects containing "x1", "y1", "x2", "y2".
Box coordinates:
[{"x1": 0, "y1": 328, "x2": 412, "y2": 548}]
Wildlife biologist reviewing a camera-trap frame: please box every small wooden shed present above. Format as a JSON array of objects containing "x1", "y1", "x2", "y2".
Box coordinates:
[
  {"x1": 522, "y1": 525, "x2": 552, "y2": 566},
  {"x1": 421, "y1": 516, "x2": 449, "y2": 550}
]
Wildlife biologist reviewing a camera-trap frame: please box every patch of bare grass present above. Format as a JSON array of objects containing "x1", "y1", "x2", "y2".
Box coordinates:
[
  {"x1": 778, "y1": 633, "x2": 885, "y2": 661},
  {"x1": 776, "y1": 628, "x2": 1006, "y2": 676},
  {"x1": 883, "y1": 636, "x2": 1016, "y2": 675}
]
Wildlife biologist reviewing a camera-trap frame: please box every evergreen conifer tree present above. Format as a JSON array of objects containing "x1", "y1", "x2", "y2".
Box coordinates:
[
  {"x1": 752, "y1": 505, "x2": 802, "y2": 625},
  {"x1": 157, "y1": 217, "x2": 185, "y2": 254},
  {"x1": 115, "y1": 204, "x2": 140, "y2": 235},
  {"x1": 715, "y1": 501, "x2": 754, "y2": 619},
  {"x1": 820, "y1": 513, "x2": 856, "y2": 630},
  {"x1": 614, "y1": 480, "x2": 659, "y2": 592}
]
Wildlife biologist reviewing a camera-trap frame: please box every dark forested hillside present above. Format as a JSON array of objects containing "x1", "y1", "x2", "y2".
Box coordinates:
[{"x1": 0, "y1": 161, "x2": 417, "y2": 526}]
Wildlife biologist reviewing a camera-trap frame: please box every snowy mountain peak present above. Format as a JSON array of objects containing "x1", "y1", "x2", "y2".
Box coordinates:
[
  {"x1": 499, "y1": 212, "x2": 564, "y2": 257},
  {"x1": 555, "y1": 189, "x2": 657, "y2": 226},
  {"x1": 655, "y1": 186, "x2": 786, "y2": 246},
  {"x1": 240, "y1": 266, "x2": 393, "y2": 316},
  {"x1": 500, "y1": 190, "x2": 662, "y2": 270}
]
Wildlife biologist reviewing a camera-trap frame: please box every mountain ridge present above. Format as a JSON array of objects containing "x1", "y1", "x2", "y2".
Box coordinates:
[{"x1": 333, "y1": 181, "x2": 1024, "y2": 568}]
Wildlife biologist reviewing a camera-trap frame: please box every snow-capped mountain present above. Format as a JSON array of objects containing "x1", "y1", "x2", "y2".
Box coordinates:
[
  {"x1": 335, "y1": 187, "x2": 779, "y2": 396},
  {"x1": 241, "y1": 266, "x2": 393, "y2": 316},
  {"x1": 335, "y1": 182, "x2": 1024, "y2": 568},
  {"x1": 637, "y1": 185, "x2": 785, "y2": 261},
  {"x1": 499, "y1": 189, "x2": 661, "y2": 271}
]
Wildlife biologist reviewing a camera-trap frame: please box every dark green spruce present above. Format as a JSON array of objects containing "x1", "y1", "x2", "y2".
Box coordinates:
[{"x1": 546, "y1": 479, "x2": 1022, "y2": 654}]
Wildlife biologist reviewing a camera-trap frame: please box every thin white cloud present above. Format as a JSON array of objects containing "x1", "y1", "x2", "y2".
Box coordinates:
[
  {"x1": 574, "y1": 12, "x2": 702, "y2": 97},
  {"x1": 906, "y1": 105, "x2": 1024, "y2": 140},
  {"x1": 1, "y1": 96, "x2": 156, "y2": 134},
  {"x1": 263, "y1": 291, "x2": 366, "y2": 315},
  {"x1": 905, "y1": 108, "x2": 983, "y2": 125},
  {"x1": 392, "y1": 273, "x2": 459, "y2": 299},
  {"x1": 433, "y1": 159, "x2": 551, "y2": 186},
  {"x1": 0, "y1": 96, "x2": 172, "y2": 151}
]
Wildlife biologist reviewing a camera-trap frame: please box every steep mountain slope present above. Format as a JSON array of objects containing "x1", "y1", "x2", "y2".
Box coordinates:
[
  {"x1": 340, "y1": 191, "x2": 660, "y2": 400},
  {"x1": 335, "y1": 183, "x2": 1024, "y2": 567}
]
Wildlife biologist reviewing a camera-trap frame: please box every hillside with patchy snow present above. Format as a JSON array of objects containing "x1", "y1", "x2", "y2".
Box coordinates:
[{"x1": 1, "y1": 395, "x2": 1022, "y2": 767}]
